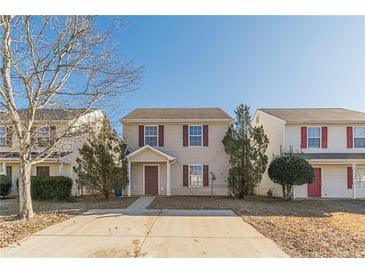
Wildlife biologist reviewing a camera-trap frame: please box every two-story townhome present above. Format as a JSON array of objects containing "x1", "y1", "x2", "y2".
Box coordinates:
[
  {"x1": 252, "y1": 108, "x2": 365, "y2": 199},
  {"x1": 0, "y1": 108, "x2": 104, "y2": 195},
  {"x1": 121, "y1": 108, "x2": 233, "y2": 196}
]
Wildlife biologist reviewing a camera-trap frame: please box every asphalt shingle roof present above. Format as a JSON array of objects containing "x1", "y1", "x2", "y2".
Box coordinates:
[
  {"x1": 258, "y1": 108, "x2": 365, "y2": 124},
  {"x1": 0, "y1": 108, "x2": 98, "y2": 121},
  {"x1": 122, "y1": 108, "x2": 233, "y2": 121}
]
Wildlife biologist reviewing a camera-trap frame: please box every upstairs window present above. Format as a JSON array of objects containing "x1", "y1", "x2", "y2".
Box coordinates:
[
  {"x1": 189, "y1": 165, "x2": 203, "y2": 186},
  {"x1": 189, "y1": 125, "x2": 202, "y2": 146},
  {"x1": 145, "y1": 125, "x2": 158, "y2": 147},
  {"x1": 354, "y1": 127, "x2": 365, "y2": 148},
  {"x1": 37, "y1": 126, "x2": 50, "y2": 148},
  {"x1": 308, "y1": 127, "x2": 321, "y2": 148},
  {"x1": 0, "y1": 127, "x2": 6, "y2": 147}
]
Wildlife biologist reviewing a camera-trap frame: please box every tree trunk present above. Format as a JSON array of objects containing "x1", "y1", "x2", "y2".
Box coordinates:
[
  {"x1": 281, "y1": 184, "x2": 287, "y2": 199},
  {"x1": 18, "y1": 160, "x2": 34, "y2": 219},
  {"x1": 286, "y1": 185, "x2": 293, "y2": 200}
]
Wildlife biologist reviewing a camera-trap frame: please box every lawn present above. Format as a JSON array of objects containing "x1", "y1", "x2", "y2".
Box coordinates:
[
  {"x1": 148, "y1": 196, "x2": 365, "y2": 258},
  {"x1": 0, "y1": 195, "x2": 137, "y2": 248}
]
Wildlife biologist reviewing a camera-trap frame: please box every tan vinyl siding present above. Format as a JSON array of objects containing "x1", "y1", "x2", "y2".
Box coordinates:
[
  {"x1": 285, "y1": 124, "x2": 365, "y2": 153},
  {"x1": 252, "y1": 110, "x2": 285, "y2": 197},
  {"x1": 124, "y1": 121, "x2": 231, "y2": 196},
  {"x1": 129, "y1": 148, "x2": 168, "y2": 162}
]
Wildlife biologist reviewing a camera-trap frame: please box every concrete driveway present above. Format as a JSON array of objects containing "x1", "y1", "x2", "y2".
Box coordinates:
[{"x1": 0, "y1": 209, "x2": 288, "y2": 258}]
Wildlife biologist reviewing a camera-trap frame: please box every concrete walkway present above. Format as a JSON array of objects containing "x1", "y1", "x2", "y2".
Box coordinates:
[
  {"x1": 0, "y1": 209, "x2": 288, "y2": 258},
  {"x1": 127, "y1": 196, "x2": 155, "y2": 209}
]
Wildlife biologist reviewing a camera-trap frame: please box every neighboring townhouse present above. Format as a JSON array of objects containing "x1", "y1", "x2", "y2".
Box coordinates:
[
  {"x1": 0, "y1": 108, "x2": 104, "y2": 195},
  {"x1": 121, "y1": 108, "x2": 233, "y2": 196},
  {"x1": 253, "y1": 108, "x2": 365, "y2": 199}
]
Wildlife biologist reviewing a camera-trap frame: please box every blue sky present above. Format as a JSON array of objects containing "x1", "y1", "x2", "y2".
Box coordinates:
[{"x1": 98, "y1": 16, "x2": 364, "y2": 122}]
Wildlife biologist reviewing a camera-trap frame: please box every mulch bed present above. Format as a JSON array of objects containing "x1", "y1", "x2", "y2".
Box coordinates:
[
  {"x1": 149, "y1": 196, "x2": 365, "y2": 258},
  {"x1": 0, "y1": 196, "x2": 138, "y2": 248}
]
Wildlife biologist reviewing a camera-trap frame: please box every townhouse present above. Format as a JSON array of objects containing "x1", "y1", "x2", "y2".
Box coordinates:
[
  {"x1": 121, "y1": 108, "x2": 233, "y2": 196},
  {"x1": 253, "y1": 108, "x2": 365, "y2": 199},
  {"x1": 0, "y1": 108, "x2": 104, "y2": 195}
]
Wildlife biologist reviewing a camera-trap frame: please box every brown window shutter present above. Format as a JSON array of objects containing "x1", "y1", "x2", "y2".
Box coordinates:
[
  {"x1": 203, "y1": 165, "x2": 209, "y2": 187},
  {"x1": 347, "y1": 127, "x2": 353, "y2": 148},
  {"x1": 158, "y1": 125, "x2": 164, "y2": 147},
  {"x1": 203, "y1": 125, "x2": 208, "y2": 146},
  {"x1": 321, "y1": 127, "x2": 327, "y2": 149},
  {"x1": 5, "y1": 127, "x2": 12, "y2": 148},
  {"x1": 138, "y1": 125, "x2": 144, "y2": 147},
  {"x1": 50, "y1": 126, "x2": 56, "y2": 146},
  {"x1": 347, "y1": 167, "x2": 353, "y2": 189},
  {"x1": 183, "y1": 125, "x2": 188, "y2": 147},
  {"x1": 183, "y1": 165, "x2": 189, "y2": 186},
  {"x1": 300, "y1": 127, "x2": 307, "y2": 149}
]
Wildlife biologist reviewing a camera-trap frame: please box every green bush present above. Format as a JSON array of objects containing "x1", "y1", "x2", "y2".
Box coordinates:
[
  {"x1": 16, "y1": 176, "x2": 72, "y2": 200},
  {"x1": 0, "y1": 175, "x2": 12, "y2": 197},
  {"x1": 268, "y1": 152, "x2": 314, "y2": 200}
]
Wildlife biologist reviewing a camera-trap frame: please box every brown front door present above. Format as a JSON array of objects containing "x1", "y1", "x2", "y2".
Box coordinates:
[
  {"x1": 308, "y1": 168, "x2": 321, "y2": 197},
  {"x1": 145, "y1": 166, "x2": 158, "y2": 195}
]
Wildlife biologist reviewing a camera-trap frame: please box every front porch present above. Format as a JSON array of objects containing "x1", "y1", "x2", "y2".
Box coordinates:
[
  {"x1": 0, "y1": 159, "x2": 75, "y2": 195},
  {"x1": 126, "y1": 145, "x2": 176, "y2": 196}
]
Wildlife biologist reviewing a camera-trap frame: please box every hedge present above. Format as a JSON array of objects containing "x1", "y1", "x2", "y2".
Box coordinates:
[
  {"x1": 17, "y1": 176, "x2": 73, "y2": 200},
  {"x1": 0, "y1": 175, "x2": 12, "y2": 197}
]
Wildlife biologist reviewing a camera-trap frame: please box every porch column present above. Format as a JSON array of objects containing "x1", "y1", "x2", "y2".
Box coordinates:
[
  {"x1": 352, "y1": 163, "x2": 357, "y2": 199},
  {"x1": 166, "y1": 161, "x2": 171, "y2": 196},
  {"x1": 1, "y1": 162, "x2": 5, "y2": 175},
  {"x1": 58, "y1": 162, "x2": 63, "y2": 176},
  {"x1": 128, "y1": 161, "x2": 131, "y2": 197}
]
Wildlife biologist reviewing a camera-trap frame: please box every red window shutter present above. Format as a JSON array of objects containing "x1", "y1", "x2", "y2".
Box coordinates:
[
  {"x1": 183, "y1": 125, "x2": 188, "y2": 147},
  {"x1": 300, "y1": 127, "x2": 307, "y2": 149},
  {"x1": 138, "y1": 125, "x2": 144, "y2": 147},
  {"x1": 347, "y1": 127, "x2": 353, "y2": 148},
  {"x1": 158, "y1": 125, "x2": 164, "y2": 147},
  {"x1": 183, "y1": 165, "x2": 189, "y2": 187},
  {"x1": 321, "y1": 127, "x2": 328, "y2": 149},
  {"x1": 347, "y1": 167, "x2": 353, "y2": 189},
  {"x1": 203, "y1": 165, "x2": 209, "y2": 187},
  {"x1": 203, "y1": 125, "x2": 208, "y2": 146}
]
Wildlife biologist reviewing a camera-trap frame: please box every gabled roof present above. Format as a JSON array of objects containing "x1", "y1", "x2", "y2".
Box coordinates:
[
  {"x1": 126, "y1": 145, "x2": 176, "y2": 161},
  {"x1": 122, "y1": 108, "x2": 233, "y2": 122},
  {"x1": 0, "y1": 108, "x2": 99, "y2": 121},
  {"x1": 258, "y1": 108, "x2": 365, "y2": 124}
]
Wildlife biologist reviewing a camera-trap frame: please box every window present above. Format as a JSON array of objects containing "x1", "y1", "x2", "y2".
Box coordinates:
[
  {"x1": 354, "y1": 127, "x2": 365, "y2": 148},
  {"x1": 189, "y1": 165, "x2": 203, "y2": 186},
  {"x1": 189, "y1": 125, "x2": 202, "y2": 146},
  {"x1": 308, "y1": 127, "x2": 321, "y2": 148},
  {"x1": 0, "y1": 127, "x2": 6, "y2": 147},
  {"x1": 145, "y1": 125, "x2": 158, "y2": 147},
  {"x1": 37, "y1": 126, "x2": 50, "y2": 148},
  {"x1": 36, "y1": 166, "x2": 50, "y2": 176}
]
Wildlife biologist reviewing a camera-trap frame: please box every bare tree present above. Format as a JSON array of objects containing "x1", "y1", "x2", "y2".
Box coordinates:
[{"x1": 0, "y1": 16, "x2": 141, "y2": 219}]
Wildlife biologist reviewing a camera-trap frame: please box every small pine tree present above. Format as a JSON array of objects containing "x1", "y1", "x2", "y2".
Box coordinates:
[
  {"x1": 222, "y1": 104, "x2": 269, "y2": 198},
  {"x1": 73, "y1": 118, "x2": 128, "y2": 198}
]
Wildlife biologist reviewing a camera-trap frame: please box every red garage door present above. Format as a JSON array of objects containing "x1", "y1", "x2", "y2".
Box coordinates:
[{"x1": 308, "y1": 168, "x2": 321, "y2": 197}]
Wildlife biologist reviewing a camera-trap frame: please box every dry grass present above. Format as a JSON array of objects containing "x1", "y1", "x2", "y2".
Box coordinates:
[
  {"x1": 0, "y1": 195, "x2": 138, "y2": 248},
  {"x1": 149, "y1": 196, "x2": 365, "y2": 258}
]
